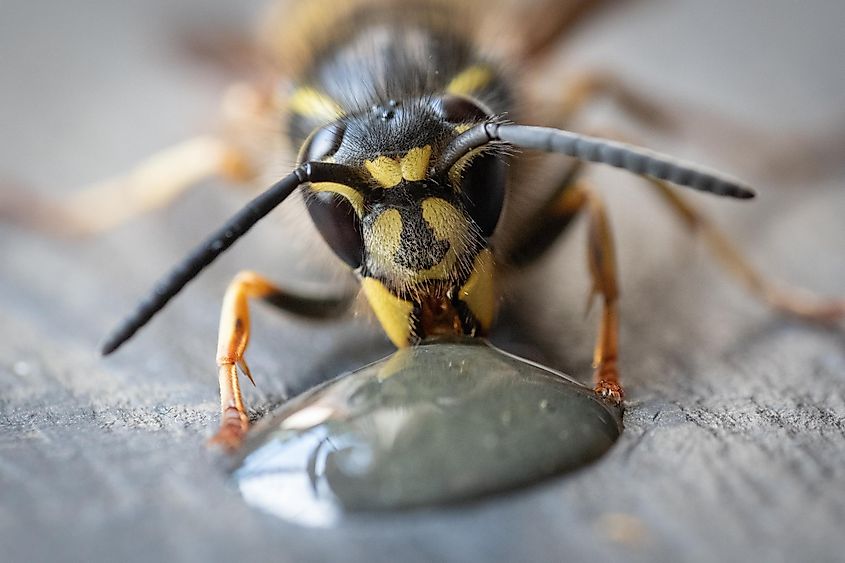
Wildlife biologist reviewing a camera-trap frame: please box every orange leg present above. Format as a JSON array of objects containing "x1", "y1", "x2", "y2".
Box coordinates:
[
  {"x1": 0, "y1": 82, "x2": 275, "y2": 237},
  {"x1": 513, "y1": 65, "x2": 681, "y2": 138},
  {"x1": 484, "y1": 0, "x2": 612, "y2": 61},
  {"x1": 210, "y1": 270, "x2": 354, "y2": 450},
  {"x1": 509, "y1": 179, "x2": 624, "y2": 403},
  {"x1": 552, "y1": 183, "x2": 623, "y2": 402},
  {"x1": 580, "y1": 187, "x2": 623, "y2": 403},
  {"x1": 0, "y1": 136, "x2": 248, "y2": 236},
  {"x1": 646, "y1": 178, "x2": 845, "y2": 323},
  {"x1": 551, "y1": 71, "x2": 677, "y2": 131},
  {"x1": 573, "y1": 124, "x2": 845, "y2": 323}
]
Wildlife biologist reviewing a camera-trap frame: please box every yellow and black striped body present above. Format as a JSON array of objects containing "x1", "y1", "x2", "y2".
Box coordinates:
[{"x1": 280, "y1": 1, "x2": 513, "y2": 347}]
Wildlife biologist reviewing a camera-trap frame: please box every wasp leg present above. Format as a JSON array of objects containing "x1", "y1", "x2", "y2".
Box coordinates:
[
  {"x1": 1, "y1": 81, "x2": 277, "y2": 236},
  {"x1": 645, "y1": 179, "x2": 845, "y2": 322},
  {"x1": 211, "y1": 270, "x2": 355, "y2": 449},
  {"x1": 1, "y1": 135, "x2": 254, "y2": 237},
  {"x1": 506, "y1": 176, "x2": 624, "y2": 403},
  {"x1": 580, "y1": 186, "x2": 623, "y2": 403},
  {"x1": 486, "y1": 0, "x2": 611, "y2": 61},
  {"x1": 554, "y1": 122, "x2": 844, "y2": 323},
  {"x1": 547, "y1": 71, "x2": 677, "y2": 131}
]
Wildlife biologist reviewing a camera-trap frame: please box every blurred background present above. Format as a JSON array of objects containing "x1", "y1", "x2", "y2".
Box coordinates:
[{"x1": 1, "y1": 1, "x2": 844, "y2": 562}]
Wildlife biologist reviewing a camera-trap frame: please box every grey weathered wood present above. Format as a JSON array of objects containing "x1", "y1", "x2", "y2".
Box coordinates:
[{"x1": 2, "y1": 1, "x2": 844, "y2": 562}]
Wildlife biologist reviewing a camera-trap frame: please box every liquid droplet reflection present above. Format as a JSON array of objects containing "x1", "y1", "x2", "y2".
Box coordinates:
[{"x1": 230, "y1": 340, "x2": 622, "y2": 526}]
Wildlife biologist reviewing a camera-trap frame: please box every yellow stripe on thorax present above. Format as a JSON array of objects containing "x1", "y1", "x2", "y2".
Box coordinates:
[
  {"x1": 361, "y1": 277, "x2": 414, "y2": 347},
  {"x1": 365, "y1": 146, "x2": 432, "y2": 188},
  {"x1": 446, "y1": 65, "x2": 493, "y2": 97},
  {"x1": 288, "y1": 86, "x2": 344, "y2": 121}
]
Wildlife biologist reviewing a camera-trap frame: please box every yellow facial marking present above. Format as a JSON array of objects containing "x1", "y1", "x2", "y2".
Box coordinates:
[
  {"x1": 415, "y1": 197, "x2": 467, "y2": 281},
  {"x1": 447, "y1": 146, "x2": 485, "y2": 190},
  {"x1": 361, "y1": 277, "x2": 414, "y2": 347},
  {"x1": 400, "y1": 145, "x2": 432, "y2": 182},
  {"x1": 370, "y1": 209, "x2": 403, "y2": 253},
  {"x1": 458, "y1": 249, "x2": 497, "y2": 331},
  {"x1": 421, "y1": 197, "x2": 465, "y2": 241},
  {"x1": 446, "y1": 65, "x2": 493, "y2": 96},
  {"x1": 365, "y1": 146, "x2": 432, "y2": 188},
  {"x1": 310, "y1": 182, "x2": 364, "y2": 217},
  {"x1": 288, "y1": 86, "x2": 344, "y2": 121},
  {"x1": 367, "y1": 208, "x2": 403, "y2": 265},
  {"x1": 364, "y1": 156, "x2": 403, "y2": 187},
  {"x1": 415, "y1": 248, "x2": 458, "y2": 282}
]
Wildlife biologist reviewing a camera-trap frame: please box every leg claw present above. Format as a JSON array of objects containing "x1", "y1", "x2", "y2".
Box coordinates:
[
  {"x1": 207, "y1": 407, "x2": 250, "y2": 451},
  {"x1": 594, "y1": 380, "x2": 624, "y2": 405}
]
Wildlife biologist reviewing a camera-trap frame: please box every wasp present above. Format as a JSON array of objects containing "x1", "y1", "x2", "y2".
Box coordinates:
[{"x1": 10, "y1": 0, "x2": 842, "y2": 449}]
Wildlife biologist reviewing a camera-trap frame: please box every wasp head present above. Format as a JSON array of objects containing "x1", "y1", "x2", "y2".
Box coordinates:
[{"x1": 300, "y1": 95, "x2": 506, "y2": 297}]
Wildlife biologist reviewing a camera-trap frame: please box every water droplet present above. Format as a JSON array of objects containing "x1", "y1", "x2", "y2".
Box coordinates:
[{"x1": 231, "y1": 340, "x2": 622, "y2": 524}]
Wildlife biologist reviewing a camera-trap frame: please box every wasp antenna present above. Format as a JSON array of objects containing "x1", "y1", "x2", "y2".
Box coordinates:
[
  {"x1": 100, "y1": 162, "x2": 361, "y2": 356},
  {"x1": 438, "y1": 123, "x2": 755, "y2": 199}
]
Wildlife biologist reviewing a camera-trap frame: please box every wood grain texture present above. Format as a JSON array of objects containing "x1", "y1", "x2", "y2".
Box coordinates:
[{"x1": 1, "y1": 1, "x2": 844, "y2": 562}]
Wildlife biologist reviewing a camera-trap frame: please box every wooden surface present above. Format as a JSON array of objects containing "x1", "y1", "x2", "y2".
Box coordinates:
[{"x1": 2, "y1": 1, "x2": 844, "y2": 562}]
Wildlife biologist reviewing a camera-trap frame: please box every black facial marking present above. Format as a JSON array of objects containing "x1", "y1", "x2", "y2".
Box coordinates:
[{"x1": 394, "y1": 206, "x2": 451, "y2": 271}]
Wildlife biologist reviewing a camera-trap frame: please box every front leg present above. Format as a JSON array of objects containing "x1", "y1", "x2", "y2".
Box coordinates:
[
  {"x1": 580, "y1": 187, "x2": 623, "y2": 403},
  {"x1": 211, "y1": 270, "x2": 355, "y2": 449},
  {"x1": 505, "y1": 177, "x2": 623, "y2": 404}
]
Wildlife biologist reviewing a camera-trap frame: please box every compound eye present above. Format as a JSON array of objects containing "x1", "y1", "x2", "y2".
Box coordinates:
[
  {"x1": 435, "y1": 96, "x2": 503, "y2": 236},
  {"x1": 436, "y1": 95, "x2": 490, "y2": 124},
  {"x1": 301, "y1": 122, "x2": 347, "y2": 162},
  {"x1": 460, "y1": 152, "x2": 506, "y2": 237},
  {"x1": 305, "y1": 191, "x2": 364, "y2": 269}
]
